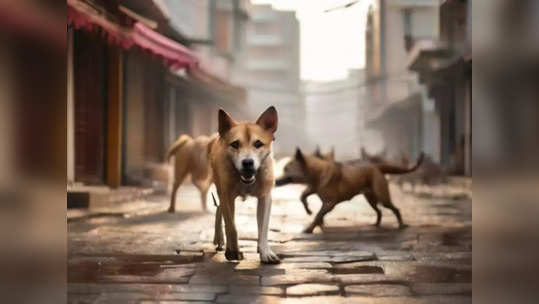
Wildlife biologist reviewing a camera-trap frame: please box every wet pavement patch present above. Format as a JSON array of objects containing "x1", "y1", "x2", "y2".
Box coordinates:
[
  {"x1": 330, "y1": 265, "x2": 384, "y2": 275},
  {"x1": 68, "y1": 255, "x2": 201, "y2": 283},
  {"x1": 410, "y1": 265, "x2": 471, "y2": 283},
  {"x1": 386, "y1": 264, "x2": 472, "y2": 283}
]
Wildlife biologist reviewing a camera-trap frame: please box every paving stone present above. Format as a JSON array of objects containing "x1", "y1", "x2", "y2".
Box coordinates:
[
  {"x1": 282, "y1": 296, "x2": 471, "y2": 304},
  {"x1": 189, "y1": 274, "x2": 260, "y2": 286},
  {"x1": 216, "y1": 294, "x2": 282, "y2": 304},
  {"x1": 336, "y1": 274, "x2": 405, "y2": 285},
  {"x1": 261, "y1": 270, "x2": 334, "y2": 286},
  {"x1": 236, "y1": 267, "x2": 286, "y2": 276},
  {"x1": 331, "y1": 263, "x2": 385, "y2": 275},
  {"x1": 177, "y1": 251, "x2": 204, "y2": 257},
  {"x1": 411, "y1": 283, "x2": 472, "y2": 295},
  {"x1": 379, "y1": 262, "x2": 472, "y2": 283},
  {"x1": 92, "y1": 292, "x2": 148, "y2": 303},
  {"x1": 68, "y1": 293, "x2": 100, "y2": 304},
  {"x1": 68, "y1": 283, "x2": 227, "y2": 294},
  {"x1": 345, "y1": 284, "x2": 412, "y2": 297},
  {"x1": 152, "y1": 292, "x2": 216, "y2": 301},
  {"x1": 376, "y1": 250, "x2": 415, "y2": 261},
  {"x1": 275, "y1": 262, "x2": 333, "y2": 269},
  {"x1": 413, "y1": 251, "x2": 472, "y2": 264},
  {"x1": 282, "y1": 252, "x2": 375, "y2": 263},
  {"x1": 333, "y1": 261, "x2": 384, "y2": 269},
  {"x1": 286, "y1": 283, "x2": 340, "y2": 296},
  {"x1": 90, "y1": 272, "x2": 192, "y2": 284},
  {"x1": 234, "y1": 260, "x2": 263, "y2": 270},
  {"x1": 140, "y1": 301, "x2": 213, "y2": 304},
  {"x1": 229, "y1": 286, "x2": 283, "y2": 295}
]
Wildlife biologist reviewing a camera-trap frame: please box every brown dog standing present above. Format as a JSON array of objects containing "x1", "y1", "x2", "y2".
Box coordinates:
[
  {"x1": 277, "y1": 148, "x2": 424, "y2": 232},
  {"x1": 210, "y1": 106, "x2": 280, "y2": 264},
  {"x1": 167, "y1": 134, "x2": 218, "y2": 212}
]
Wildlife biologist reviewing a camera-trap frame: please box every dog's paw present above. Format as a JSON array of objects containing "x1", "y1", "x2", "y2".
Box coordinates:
[
  {"x1": 302, "y1": 227, "x2": 314, "y2": 234},
  {"x1": 260, "y1": 249, "x2": 280, "y2": 264},
  {"x1": 167, "y1": 207, "x2": 175, "y2": 213},
  {"x1": 398, "y1": 223, "x2": 409, "y2": 229},
  {"x1": 225, "y1": 249, "x2": 244, "y2": 261}
]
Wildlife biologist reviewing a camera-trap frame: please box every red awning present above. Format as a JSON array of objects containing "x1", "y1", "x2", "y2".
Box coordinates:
[
  {"x1": 132, "y1": 22, "x2": 197, "y2": 70},
  {"x1": 67, "y1": 0, "x2": 198, "y2": 70}
]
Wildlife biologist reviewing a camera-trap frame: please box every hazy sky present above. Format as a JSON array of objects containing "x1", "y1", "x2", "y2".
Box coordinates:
[{"x1": 251, "y1": 0, "x2": 371, "y2": 81}]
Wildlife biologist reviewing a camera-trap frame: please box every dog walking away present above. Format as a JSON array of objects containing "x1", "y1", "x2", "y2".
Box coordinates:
[
  {"x1": 210, "y1": 106, "x2": 280, "y2": 264},
  {"x1": 276, "y1": 148, "x2": 424, "y2": 232},
  {"x1": 167, "y1": 133, "x2": 218, "y2": 212}
]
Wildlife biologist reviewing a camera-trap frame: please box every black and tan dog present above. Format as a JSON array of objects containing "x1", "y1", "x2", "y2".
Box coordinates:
[
  {"x1": 276, "y1": 148, "x2": 424, "y2": 232},
  {"x1": 210, "y1": 106, "x2": 280, "y2": 264}
]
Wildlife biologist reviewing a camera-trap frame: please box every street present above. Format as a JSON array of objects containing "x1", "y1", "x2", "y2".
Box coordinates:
[{"x1": 68, "y1": 180, "x2": 471, "y2": 303}]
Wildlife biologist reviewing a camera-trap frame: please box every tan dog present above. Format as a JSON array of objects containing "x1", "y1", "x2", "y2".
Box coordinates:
[
  {"x1": 276, "y1": 148, "x2": 424, "y2": 232},
  {"x1": 297, "y1": 146, "x2": 335, "y2": 215},
  {"x1": 167, "y1": 134, "x2": 218, "y2": 212},
  {"x1": 210, "y1": 106, "x2": 280, "y2": 264},
  {"x1": 298, "y1": 146, "x2": 364, "y2": 215}
]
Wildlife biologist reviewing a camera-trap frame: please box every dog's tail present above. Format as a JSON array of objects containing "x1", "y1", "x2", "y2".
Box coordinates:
[
  {"x1": 376, "y1": 152, "x2": 424, "y2": 175},
  {"x1": 167, "y1": 134, "x2": 192, "y2": 162}
]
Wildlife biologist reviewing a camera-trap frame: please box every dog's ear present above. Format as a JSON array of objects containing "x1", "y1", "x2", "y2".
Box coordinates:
[
  {"x1": 329, "y1": 146, "x2": 335, "y2": 161},
  {"x1": 256, "y1": 106, "x2": 278, "y2": 134},
  {"x1": 314, "y1": 145, "x2": 322, "y2": 158},
  {"x1": 218, "y1": 109, "x2": 236, "y2": 136},
  {"x1": 295, "y1": 147, "x2": 305, "y2": 165}
]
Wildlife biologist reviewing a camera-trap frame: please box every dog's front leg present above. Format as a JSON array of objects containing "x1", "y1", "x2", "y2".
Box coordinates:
[
  {"x1": 221, "y1": 197, "x2": 243, "y2": 261},
  {"x1": 303, "y1": 201, "x2": 336, "y2": 233},
  {"x1": 213, "y1": 205, "x2": 225, "y2": 251},
  {"x1": 300, "y1": 187, "x2": 314, "y2": 215},
  {"x1": 257, "y1": 194, "x2": 280, "y2": 264}
]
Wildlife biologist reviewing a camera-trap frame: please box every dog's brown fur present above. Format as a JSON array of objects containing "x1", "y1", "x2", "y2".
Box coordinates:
[
  {"x1": 295, "y1": 146, "x2": 404, "y2": 215},
  {"x1": 277, "y1": 149, "x2": 424, "y2": 232},
  {"x1": 298, "y1": 147, "x2": 335, "y2": 215},
  {"x1": 167, "y1": 134, "x2": 218, "y2": 212},
  {"x1": 210, "y1": 106, "x2": 280, "y2": 264}
]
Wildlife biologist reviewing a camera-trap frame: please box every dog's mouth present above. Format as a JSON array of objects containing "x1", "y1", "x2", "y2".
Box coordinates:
[{"x1": 239, "y1": 170, "x2": 256, "y2": 185}]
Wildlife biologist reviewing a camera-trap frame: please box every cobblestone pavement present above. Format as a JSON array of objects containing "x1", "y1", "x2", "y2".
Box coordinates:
[{"x1": 68, "y1": 182, "x2": 471, "y2": 303}]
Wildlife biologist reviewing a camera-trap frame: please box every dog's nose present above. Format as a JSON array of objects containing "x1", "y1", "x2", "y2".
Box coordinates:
[{"x1": 242, "y1": 159, "x2": 254, "y2": 169}]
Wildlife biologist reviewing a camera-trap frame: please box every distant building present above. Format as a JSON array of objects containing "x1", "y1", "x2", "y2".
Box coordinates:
[
  {"x1": 302, "y1": 70, "x2": 366, "y2": 160},
  {"x1": 232, "y1": 4, "x2": 304, "y2": 156},
  {"x1": 363, "y1": 0, "x2": 441, "y2": 163},
  {"x1": 408, "y1": 0, "x2": 471, "y2": 175}
]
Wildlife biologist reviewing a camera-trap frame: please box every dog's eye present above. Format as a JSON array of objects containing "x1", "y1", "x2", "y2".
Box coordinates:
[
  {"x1": 230, "y1": 140, "x2": 240, "y2": 149},
  {"x1": 253, "y1": 140, "x2": 264, "y2": 149}
]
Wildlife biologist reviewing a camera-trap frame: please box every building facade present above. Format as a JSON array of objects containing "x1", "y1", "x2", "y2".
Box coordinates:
[
  {"x1": 363, "y1": 0, "x2": 441, "y2": 164},
  {"x1": 409, "y1": 0, "x2": 472, "y2": 176},
  {"x1": 231, "y1": 4, "x2": 304, "y2": 157},
  {"x1": 67, "y1": 0, "x2": 252, "y2": 194}
]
